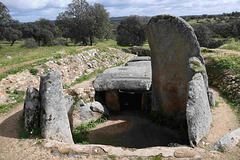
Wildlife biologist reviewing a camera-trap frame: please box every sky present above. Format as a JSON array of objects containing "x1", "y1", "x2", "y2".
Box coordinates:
[{"x1": 1, "y1": 0, "x2": 240, "y2": 22}]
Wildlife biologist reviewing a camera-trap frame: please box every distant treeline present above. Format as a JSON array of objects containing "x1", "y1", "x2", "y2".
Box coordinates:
[
  {"x1": 0, "y1": 0, "x2": 239, "y2": 49},
  {"x1": 0, "y1": 0, "x2": 111, "y2": 47},
  {"x1": 183, "y1": 11, "x2": 240, "y2": 48},
  {"x1": 114, "y1": 12, "x2": 240, "y2": 48}
]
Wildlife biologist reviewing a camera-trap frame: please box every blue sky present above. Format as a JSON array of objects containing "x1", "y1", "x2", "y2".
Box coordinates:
[{"x1": 1, "y1": 0, "x2": 240, "y2": 22}]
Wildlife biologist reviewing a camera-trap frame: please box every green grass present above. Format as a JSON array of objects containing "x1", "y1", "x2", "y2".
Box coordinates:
[
  {"x1": 225, "y1": 98, "x2": 240, "y2": 117},
  {"x1": 0, "y1": 89, "x2": 25, "y2": 114},
  {"x1": 0, "y1": 58, "x2": 49, "y2": 81},
  {"x1": 211, "y1": 54, "x2": 240, "y2": 72},
  {"x1": 29, "y1": 68, "x2": 39, "y2": 75},
  {"x1": 95, "y1": 39, "x2": 149, "y2": 50},
  {"x1": 0, "y1": 39, "x2": 132, "y2": 70},
  {"x1": 220, "y1": 39, "x2": 240, "y2": 51},
  {"x1": 72, "y1": 116, "x2": 108, "y2": 144},
  {"x1": 148, "y1": 155, "x2": 163, "y2": 160},
  {"x1": 186, "y1": 18, "x2": 223, "y2": 25},
  {"x1": 107, "y1": 155, "x2": 117, "y2": 160},
  {"x1": 0, "y1": 41, "x2": 84, "y2": 68}
]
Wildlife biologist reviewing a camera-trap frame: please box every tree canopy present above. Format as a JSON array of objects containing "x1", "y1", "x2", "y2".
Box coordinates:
[
  {"x1": 0, "y1": 2, "x2": 22, "y2": 46},
  {"x1": 57, "y1": 0, "x2": 111, "y2": 45},
  {"x1": 116, "y1": 16, "x2": 147, "y2": 46}
]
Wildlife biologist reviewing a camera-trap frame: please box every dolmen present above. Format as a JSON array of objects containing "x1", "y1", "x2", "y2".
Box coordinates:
[
  {"x1": 94, "y1": 15, "x2": 213, "y2": 147},
  {"x1": 93, "y1": 56, "x2": 152, "y2": 112}
]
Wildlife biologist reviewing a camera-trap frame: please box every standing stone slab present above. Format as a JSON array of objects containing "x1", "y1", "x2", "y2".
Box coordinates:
[
  {"x1": 64, "y1": 95, "x2": 74, "y2": 132},
  {"x1": 147, "y1": 15, "x2": 208, "y2": 115},
  {"x1": 147, "y1": 15, "x2": 212, "y2": 146},
  {"x1": 186, "y1": 73, "x2": 212, "y2": 146},
  {"x1": 105, "y1": 90, "x2": 120, "y2": 111},
  {"x1": 23, "y1": 87, "x2": 40, "y2": 131},
  {"x1": 40, "y1": 70, "x2": 73, "y2": 144}
]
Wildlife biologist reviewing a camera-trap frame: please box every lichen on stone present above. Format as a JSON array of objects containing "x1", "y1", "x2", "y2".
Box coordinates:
[{"x1": 189, "y1": 57, "x2": 204, "y2": 73}]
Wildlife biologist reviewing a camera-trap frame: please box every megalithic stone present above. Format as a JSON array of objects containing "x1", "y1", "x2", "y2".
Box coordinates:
[
  {"x1": 23, "y1": 87, "x2": 40, "y2": 131},
  {"x1": 40, "y1": 70, "x2": 73, "y2": 144},
  {"x1": 147, "y1": 15, "x2": 212, "y2": 146}
]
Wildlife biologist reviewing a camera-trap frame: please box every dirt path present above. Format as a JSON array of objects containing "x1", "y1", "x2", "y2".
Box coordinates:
[
  {"x1": 88, "y1": 112, "x2": 186, "y2": 148},
  {"x1": 0, "y1": 46, "x2": 94, "y2": 75},
  {"x1": 211, "y1": 48, "x2": 240, "y2": 56},
  {"x1": 0, "y1": 58, "x2": 45, "y2": 75},
  {"x1": 0, "y1": 104, "x2": 73, "y2": 159},
  {"x1": 205, "y1": 87, "x2": 239, "y2": 145}
]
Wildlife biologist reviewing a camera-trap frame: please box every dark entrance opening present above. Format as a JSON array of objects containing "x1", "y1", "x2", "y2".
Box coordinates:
[{"x1": 119, "y1": 91, "x2": 142, "y2": 111}]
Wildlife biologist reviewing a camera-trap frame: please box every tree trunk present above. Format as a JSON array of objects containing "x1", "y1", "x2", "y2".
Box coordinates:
[
  {"x1": 10, "y1": 40, "x2": 16, "y2": 46},
  {"x1": 90, "y1": 36, "x2": 93, "y2": 46}
]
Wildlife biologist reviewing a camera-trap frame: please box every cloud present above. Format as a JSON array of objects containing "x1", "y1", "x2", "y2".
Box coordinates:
[
  {"x1": 2, "y1": 0, "x2": 240, "y2": 22},
  {"x1": 41, "y1": 8, "x2": 64, "y2": 15},
  {"x1": 1, "y1": 0, "x2": 71, "y2": 9}
]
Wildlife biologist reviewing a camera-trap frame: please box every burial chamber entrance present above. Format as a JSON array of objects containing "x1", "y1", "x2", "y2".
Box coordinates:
[
  {"x1": 93, "y1": 56, "x2": 153, "y2": 113},
  {"x1": 119, "y1": 91, "x2": 143, "y2": 111},
  {"x1": 92, "y1": 56, "x2": 189, "y2": 148}
]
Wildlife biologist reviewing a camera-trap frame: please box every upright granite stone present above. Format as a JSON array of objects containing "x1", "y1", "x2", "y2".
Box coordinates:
[
  {"x1": 23, "y1": 87, "x2": 40, "y2": 131},
  {"x1": 64, "y1": 95, "x2": 74, "y2": 132},
  {"x1": 186, "y1": 73, "x2": 212, "y2": 146},
  {"x1": 147, "y1": 15, "x2": 212, "y2": 146},
  {"x1": 40, "y1": 70, "x2": 73, "y2": 144}
]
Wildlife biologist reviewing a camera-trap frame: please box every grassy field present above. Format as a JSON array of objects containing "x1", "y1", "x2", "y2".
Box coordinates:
[
  {"x1": 220, "y1": 39, "x2": 240, "y2": 51},
  {"x1": 0, "y1": 39, "x2": 150, "y2": 69},
  {"x1": 0, "y1": 41, "x2": 85, "y2": 69},
  {"x1": 186, "y1": 17, "x2": 229, "y2": 25},
  {"x1": 95, "y1": 39, "x2": 149, "y2": 49}
]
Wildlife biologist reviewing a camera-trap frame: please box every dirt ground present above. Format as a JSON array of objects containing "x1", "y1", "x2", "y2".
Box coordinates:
[
  {"x1": 88, "y1": 111, "x2": 187, "y2": 148},
  {"x1": 0, "y1": 87, "x2": 239, "y2": 159}
]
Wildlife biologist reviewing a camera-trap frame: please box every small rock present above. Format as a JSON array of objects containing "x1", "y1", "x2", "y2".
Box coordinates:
[
  {"x1": 208, "y1": 89, "x2": 215, "y2": 107},
  {"x1": 7, "y1": 56, "x2": 12, "y2": 59},
  {"x1": 122, "y1": 48, "x2": 131, "y2": 53},
  {"x1": 77, "y1": 99, "x2": 86, "y2": 107},
  {"x1": 92, "y1": 60, "x2": 97, "y2": 64},
  {"x1": 212, "y1": 128, "x2": 240, "y2": 152},
  {"x1": 75, "y1": 103, "x2": 100, "y2": 125},
  {"x1": 87, "y1": 63, "x2": 93, "y2": 68},
  {"x1": 237, "y1": 92, "x2": 240, "y2": 98},
  {"x1": 90, "y1": 101, "x2": 109, "y2": 116}
]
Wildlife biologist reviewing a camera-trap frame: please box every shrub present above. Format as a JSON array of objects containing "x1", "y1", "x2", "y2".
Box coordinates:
[
  {"x1": 21, "y1": 39, "x2": 39, "y2": 48},
  {"x1": 53, "y1": 39, "x2": 68, "y2": 46},
  {"x1": 53, "y1": 54, "x2": 62, "y2": 59},
  {"x1": 29, "y1": 68, "x2": 39, "y2": 75},
  {"x1": 117, "y1": 16, "x2": 147, "y2": 46},
  {"x1": 207, "y1": 39, "x2": 225, "y2": 49}
]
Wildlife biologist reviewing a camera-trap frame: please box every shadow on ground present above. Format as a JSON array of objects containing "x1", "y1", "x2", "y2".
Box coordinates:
[
  {"x1": 88, "y1": 111, "x2": 188, "y2": 148},
  {"x1": 0, "y1": 110, "x2": 22, "y2": 138}
]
